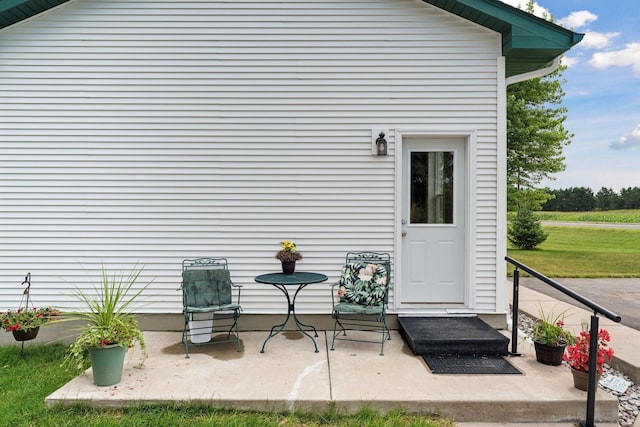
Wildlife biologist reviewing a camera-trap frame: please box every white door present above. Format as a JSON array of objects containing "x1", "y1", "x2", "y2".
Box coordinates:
[{"x1": 401, "y1": 137, "x2": 465, "y2": 304}]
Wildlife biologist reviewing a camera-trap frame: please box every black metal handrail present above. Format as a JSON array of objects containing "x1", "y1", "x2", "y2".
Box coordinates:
[{"x1": 505, "y1": 256, "x2": 622, "y2": 427}]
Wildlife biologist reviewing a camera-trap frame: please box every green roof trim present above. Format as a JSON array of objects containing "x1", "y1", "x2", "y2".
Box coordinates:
[
  {"x1": 0, "y1": 0, "x2": 70, "y2": 30},
  {"x1": 422, "y1": 0, "x2": 584, "y2": 77}
]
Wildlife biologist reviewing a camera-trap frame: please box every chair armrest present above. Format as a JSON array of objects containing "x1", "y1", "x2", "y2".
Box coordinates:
[
  {"x1": 231, "y1": 282, "x2": 242, "y2": 305},
  {"x1": 330, "y1": 282, "x2": 340, "y2": 309}
]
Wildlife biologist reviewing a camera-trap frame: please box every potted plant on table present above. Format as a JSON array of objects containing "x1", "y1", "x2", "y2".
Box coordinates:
[
  {"x1": 564, "y1": 329, "x2": 614, "y2": 391},
  {"x1": 529, "y1": 308, "x2": 575, "y2": 366},
  {"x1": 275, "y1": 240, "x2": 303, "y2": 274},
  {"x1": 63, "y1": 264, "x2": 152, "y2": 387}
]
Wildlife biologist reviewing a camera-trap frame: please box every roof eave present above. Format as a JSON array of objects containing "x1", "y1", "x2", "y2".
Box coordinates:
[
  {"x1": 422, "y1": 0, "x2": 584, "y2": 77},
  {"x1": 0, "y1": 0, "x2": 71, "y2": 30}
]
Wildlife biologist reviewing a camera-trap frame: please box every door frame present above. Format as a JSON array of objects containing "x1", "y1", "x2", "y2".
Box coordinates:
[{"x1": 393, "y1": 129, "x2": 477, "y2": 313}]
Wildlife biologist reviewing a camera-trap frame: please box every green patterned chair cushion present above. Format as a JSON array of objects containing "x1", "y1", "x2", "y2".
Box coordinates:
[
  {"x1": 336, "y1": 261, "x2": 388, "y2": 306},
  {"x1": 332, "y1": 302, "x2": 384, "y2": 315},
  {"x1": 182, "y1": 269, "x2": 236, "y2": 310}
]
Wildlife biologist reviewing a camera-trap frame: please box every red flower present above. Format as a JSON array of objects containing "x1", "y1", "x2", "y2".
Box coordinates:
[
  {"x1": 564, "y1": 329, "x2": 614, "y2": 374},
  {"x1": 7, "y1": 324, "x2": 20, "y2": 331},
  {"x1": 100, "y1": 339, "x2": 109, "y2": 347}
]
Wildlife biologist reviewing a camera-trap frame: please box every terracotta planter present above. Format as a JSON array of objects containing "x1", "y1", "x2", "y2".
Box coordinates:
[
  {"x1": 281, "y1": 261, "x2": 296, "y2": 274},
  {"x1": 533, "y1": 341, "x2": 565, "y2": 366},
  {"x1": 571, "y1": 368, "x2": 600, "y2": 391},
  {"x1": 12, "y1": 326, "x2": 40, "y2": 342}
]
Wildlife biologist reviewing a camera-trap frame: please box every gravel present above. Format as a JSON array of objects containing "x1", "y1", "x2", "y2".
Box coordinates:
[{"x1": 515, "y1": 311, "x2": 640, "y2": 427}]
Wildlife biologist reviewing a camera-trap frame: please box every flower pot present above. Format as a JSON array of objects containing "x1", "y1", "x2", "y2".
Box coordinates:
[
  {"x1": 534, "y1": 341, "x2": 565, "y2": 366},
  {"x1": 12, "y1": 326, "x2": 40, "y2": 342},
  {"x1": 89, "y1": 344, "x2": 126, "y2": 386},
  {"x1": 571, "y1": 367, "x2": 600, "y2": 392},
  {"x1": 189, "y1": 314, "x2": 213, "y2": 344},
  {"x1": 282, "y1": 261, "x2": 296, "y2": 274}
]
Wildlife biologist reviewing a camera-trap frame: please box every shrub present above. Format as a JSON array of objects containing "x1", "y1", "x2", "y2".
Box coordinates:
[{"x1": 508, "y1": 208, "x2": 548, "y2": 250}]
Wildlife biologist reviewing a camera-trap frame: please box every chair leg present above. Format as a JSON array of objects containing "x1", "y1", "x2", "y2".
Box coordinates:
[
  {"x1": 379, "y1": 317, "x2": 390, "y2": 356},
  {"x1": 331, "y1": 316, "x2": 339, "y2": 351},
  {"x1": 183, "y1": 315, "x2": 191, "y2": 359},
  {"x1": 331, "y1": 316, "x2": 347, "y2": 351},
  {"x1": 233, "y1": 311, "x2": 241, "y2": 352}
]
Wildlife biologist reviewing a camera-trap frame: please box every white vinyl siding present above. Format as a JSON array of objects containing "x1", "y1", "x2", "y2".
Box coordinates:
[{"x1": 0, "y1": 0, "x2": 500, "y2": 314}]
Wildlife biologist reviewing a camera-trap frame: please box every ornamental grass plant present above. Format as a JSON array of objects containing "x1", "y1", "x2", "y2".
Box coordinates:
[{"x1": 63, "y1": 264, "x2": 152, "y2": 373}]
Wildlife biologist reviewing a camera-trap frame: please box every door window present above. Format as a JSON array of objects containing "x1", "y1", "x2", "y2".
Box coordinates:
[{"x1": 410, "y1": 151, "x2": 454, "y2": 224}]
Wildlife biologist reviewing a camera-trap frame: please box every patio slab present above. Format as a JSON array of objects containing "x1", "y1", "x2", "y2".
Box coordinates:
[{"x1": 45, "y1": 328, "x2": 619, "y2": 424}]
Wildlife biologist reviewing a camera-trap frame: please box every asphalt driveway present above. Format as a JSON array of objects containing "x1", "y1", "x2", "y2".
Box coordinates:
[{"x1": 519, "y1": 277, "x2": 640, "y2": 331}]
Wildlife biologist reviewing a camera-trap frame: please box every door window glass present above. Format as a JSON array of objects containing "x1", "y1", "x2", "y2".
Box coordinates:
[{"x1": 410, "y1": 151, "x2": 454, "y2": 224}]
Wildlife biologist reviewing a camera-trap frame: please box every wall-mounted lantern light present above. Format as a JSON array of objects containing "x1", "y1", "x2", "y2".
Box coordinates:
[{"x1": 375, "y1": 132, "x2": 388, "y2": 156}]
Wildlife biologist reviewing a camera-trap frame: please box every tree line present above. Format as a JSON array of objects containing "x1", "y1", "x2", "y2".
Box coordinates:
[{"x1": 542, "y1": 187, "x2": 640, "y2": 211}]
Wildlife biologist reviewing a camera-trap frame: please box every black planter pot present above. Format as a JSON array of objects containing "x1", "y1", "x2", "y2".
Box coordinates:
[
  {"x1": 533, "y1": 341, "x2": 566, "y2": 366},
  {"x1": 12, "y1": 326, "x2": 40, "y2": 342},
  {"x1": 281, "y1": 261, "x2": 296, "y2": 274}
]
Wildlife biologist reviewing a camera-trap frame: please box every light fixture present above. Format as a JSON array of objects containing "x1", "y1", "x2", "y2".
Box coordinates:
[{"x1": 375, "y1": 132, "x2": 388, "y2": 156}]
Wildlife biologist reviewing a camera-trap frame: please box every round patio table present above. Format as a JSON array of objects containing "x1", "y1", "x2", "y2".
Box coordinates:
[{"x1": 255, "y1": 271, "x2": 328, "y2": 353}]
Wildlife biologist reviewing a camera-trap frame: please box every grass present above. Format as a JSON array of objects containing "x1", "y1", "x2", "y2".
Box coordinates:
[
  {"x1": 0, "y1": 344, "x2": 453, "y2": 427},
  {"x1": 507, "y1": 226, "x2": 640, "y2": 277},
  {"x1": 533, "y1": 209, "x2": 640, "y2": 223}
]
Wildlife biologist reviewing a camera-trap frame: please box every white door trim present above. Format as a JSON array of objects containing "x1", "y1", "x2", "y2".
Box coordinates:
[{"x1": 393, "y1": 129, "x2": 477, "y2": 313}]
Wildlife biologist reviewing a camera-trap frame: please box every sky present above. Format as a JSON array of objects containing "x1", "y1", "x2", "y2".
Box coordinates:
[{"x1": 499, "y1": 0, "x2": 640, "y2": 193}]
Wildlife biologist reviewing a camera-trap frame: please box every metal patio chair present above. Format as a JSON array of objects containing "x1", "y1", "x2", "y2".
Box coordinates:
[
  {"x1": 330, "y1": 251, "x2": 392, "y2": 355},
  {"x1": 180, "y1": 257, "x2": 242, "y2": 358}
]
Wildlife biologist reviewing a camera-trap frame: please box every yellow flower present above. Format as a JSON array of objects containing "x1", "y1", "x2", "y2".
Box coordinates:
[
  {"x1": 276, "y1": 240, "x2": 302, "y2": 261},
  {"x1": 280, "y1": 240, "x2": 297, "y2": 252}
]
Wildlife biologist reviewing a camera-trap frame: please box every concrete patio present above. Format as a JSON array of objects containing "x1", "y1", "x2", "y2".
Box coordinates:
[
  {"x1": 43, "y1": 281, "x2": 640, "y2": 426},
  {"x1": 44, "y1": 328, "x2": 620, "y2": 424}
]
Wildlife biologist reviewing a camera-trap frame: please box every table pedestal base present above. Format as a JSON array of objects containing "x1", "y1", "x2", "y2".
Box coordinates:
[{"x1": 259, "y1": 283, "x2": 319, "y2": 353}]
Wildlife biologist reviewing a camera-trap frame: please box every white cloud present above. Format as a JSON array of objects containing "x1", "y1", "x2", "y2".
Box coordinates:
[
  {"x1": 590, "y1": 42, "x2": 640, "y2": 74},
  {"x1": 557, "y1": 11, "x2": 597, "y2": 29},
  {"x1": 579, "y1": 31, "x2": 621, "y2": 50},
  {"x1": 610, "y1": 124, "x2": 640, "y2": 150},
  {"x1": 561, "y1": 56, "x2": 579, "y2": 67}
]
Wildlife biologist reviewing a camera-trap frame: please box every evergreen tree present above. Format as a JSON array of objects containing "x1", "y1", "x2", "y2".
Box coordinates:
[
  {"x1": 508, "y1": 208, "x2": 548, "y2": 250},
  {"x1": 620, "y1": 187, "x2": 640, "y2": 209}
]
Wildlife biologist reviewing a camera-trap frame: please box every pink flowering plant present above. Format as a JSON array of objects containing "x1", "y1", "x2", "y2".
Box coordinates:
[
  {"x1": 0, "y1": 306, "x2": 61, "y2": 332},
  {"x1": 564, "y1": 329, "x2": 614, "y2": 374}
]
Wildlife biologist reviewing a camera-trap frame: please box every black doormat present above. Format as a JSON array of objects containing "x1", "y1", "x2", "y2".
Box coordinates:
[{"x1": 423, "y1": 354, "x2": 521, "y2": 375}]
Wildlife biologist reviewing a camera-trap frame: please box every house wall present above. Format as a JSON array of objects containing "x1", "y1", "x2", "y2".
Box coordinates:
[{"x1": 0, "y1": 0, "x2": 502, "y2": 316}]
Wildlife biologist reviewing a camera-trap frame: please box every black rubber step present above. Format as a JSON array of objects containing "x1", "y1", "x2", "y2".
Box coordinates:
[{"x1": 398, "y1": 316, "x2": 509, "y2": 356}]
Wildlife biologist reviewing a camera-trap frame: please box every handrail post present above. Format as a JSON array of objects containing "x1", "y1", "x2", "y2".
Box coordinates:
[
  {"x1": 510, "y1": 268, "x2": 521, "y2": 356},
  {"x1": 581, "y1": 314, "x2": 600, "y2": 427}
]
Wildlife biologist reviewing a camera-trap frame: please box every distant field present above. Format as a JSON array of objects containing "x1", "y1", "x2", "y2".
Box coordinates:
[
  {"x1": 507, "y1": 225, "x2": 640, "y2": 277},
  {"x1": 533, "y1": 209, "x2": 640, "y2": 224}
]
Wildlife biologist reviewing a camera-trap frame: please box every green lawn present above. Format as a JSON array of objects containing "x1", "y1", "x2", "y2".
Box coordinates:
[
  {"x1": 0, "y1": 344, "x2": 452, "y2": 427},
  {"x1": 507, "y1": 226, "x2": 640, "y2": 277}
]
